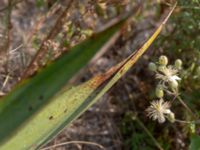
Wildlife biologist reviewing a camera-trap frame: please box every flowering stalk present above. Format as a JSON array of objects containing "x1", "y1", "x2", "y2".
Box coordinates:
[
  {"x1": 146, "y1": 55, "x2": 197, "y2": 124},
  {"x1": 176, "y1": 96, "x2": 197, "y2": 120}
]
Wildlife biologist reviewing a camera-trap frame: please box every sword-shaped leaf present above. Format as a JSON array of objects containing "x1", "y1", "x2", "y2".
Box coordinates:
[{"x1": 0, "y1": 14, "x2": 129, "y2": 149}]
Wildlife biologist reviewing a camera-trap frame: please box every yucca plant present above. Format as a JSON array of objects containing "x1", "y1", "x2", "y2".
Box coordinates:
[{"x1": 0, "y1": 2, "x2": 176, "y2": 150}]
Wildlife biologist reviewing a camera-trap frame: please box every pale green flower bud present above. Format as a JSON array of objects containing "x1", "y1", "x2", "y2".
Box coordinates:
[
  {"x1": 169, "y1": 79, "x2": 178, "y2": 90},
  {"x1": 175, "y1": 59, "x2": 182, "y2": 69},
  {"x1": 167, "y1": 112, "x2": 175, "y2": 123},
  {"x1": 148, "y1": 62, "x2": 157, "y2": 72},
  {"x1": 190, "y1": 123, "x2": 195, "y2": 134},
  {"x1": 158, "y1": 65, "x2": 166, "y2": 72},
  {"x1": 155, "y1": 86, "x2": 164, "y2": 98},
  {"x1": 196, "y1": 66, "x2": 200, "y2": 76},
  {"x1": 159, "y1": 55, "x2": 168, "y2": 66}
]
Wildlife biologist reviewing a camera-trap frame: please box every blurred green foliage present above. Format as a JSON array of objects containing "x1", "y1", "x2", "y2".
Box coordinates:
[
  {"x1": 121, "y1": 112, "x2": 157, "y2": 150},
  {"x1": 156, "y1": 0, "x2": 200, "y2": 62},
  {"x1": 121, "y1": 1, "x2": 200, "y2": 149},
  {"x1": 189, "y1": 135, "x2": 200, "y2": 150},
  {"x1": 36, "y1": 0, "x2": 58, "y2": 8},
  {"x1": 36, "y1": 0, "x2": 46, "y2": 8}
]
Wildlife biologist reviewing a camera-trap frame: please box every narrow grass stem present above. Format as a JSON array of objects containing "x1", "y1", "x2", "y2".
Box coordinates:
[
  {"x1": 136, "y1": 117, "x2": 164, "y2": 150},
  {"x1": 176, "y1": 96, "x2": 197, "y2": 120},
  {"x1": 175, "y1": 119, "x2": 200, "y2": 124}
]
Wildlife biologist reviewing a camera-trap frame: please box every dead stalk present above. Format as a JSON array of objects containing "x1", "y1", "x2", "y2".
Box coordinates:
[
  {"x1": 4, "y1": 0, "x2": 12, "y2": 74},
  {"x1": 22, "y1": 0, "x2": 74, "y2": 79}
]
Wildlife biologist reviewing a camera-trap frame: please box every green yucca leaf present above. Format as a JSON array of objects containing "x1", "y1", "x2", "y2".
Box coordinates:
[{"x1": 0, "y1": 14, "x2": 128, "y2": 148}]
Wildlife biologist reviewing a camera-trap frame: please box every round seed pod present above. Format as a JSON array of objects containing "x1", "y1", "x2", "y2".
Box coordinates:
[
  {"x1": 148, "y1": 62, "x2": 157, "y2": 72},
  {"x1": 155, "y1": 87, "x2": 164, "y2": 98},
  {"x1": 196, "y1": 66, "x2": 200, "y2": 76},
  {"x1": 175, "y1": 59, "x2": 182, "y2": 69},
  {"x1": 190, "y1": 123, "x2": 196, "y2": 134},
  {"x1": 169, "y1": 79, "x2": 178, "y2": 90},
  {"x1": 159, "y1": 55, "x2": 168, "y2": 66},
  {"x1": 167, "y1": 112, "x2": 175, "y2": 123}
]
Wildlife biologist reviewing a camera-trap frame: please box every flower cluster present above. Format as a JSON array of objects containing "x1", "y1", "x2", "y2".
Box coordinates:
[
  {"x1": 148, "y1": 55, "x2": 182, "y2": 93},
  {"x1": 146, "y1": 55, "x2": 182, "y2": 124}
]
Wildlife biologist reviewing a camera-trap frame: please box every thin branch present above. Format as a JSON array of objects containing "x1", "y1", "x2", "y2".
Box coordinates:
[
  {"x1": 22, "y1": 0, "x2": 74, "y2": 79},
  {"x1": 162, "y1": 1, "x2": 200, "y2": 10},
  {"x1": 4, "y1": 0, "x2": 13, "y2": 74},
  {"x1": 176, "y1": 96, "x2": 197, "y2": 120},
  {"x1": 40, "y1": 141, "x2": 106, "y2": 150},
  {"x1": 9, "y1": 44, "x2": 23, "y2": 54},
  {"x1": 0, "y1": 0, "x2": 24, "y2": 12},
  {"x1": 25, "y1": 1, "x2": 61, "y2": 46},
  {"x1": 1, "y1": 74, "x2": 10, "y2": 91}
]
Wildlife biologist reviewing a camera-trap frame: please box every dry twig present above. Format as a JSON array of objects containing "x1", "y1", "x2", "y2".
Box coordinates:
[
  {"x1": 22, "y1": 0, "x2": 74, "y2": 79},
  {"x1": 41, "y1": 141, "x2": 106, "y2": 150}
]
